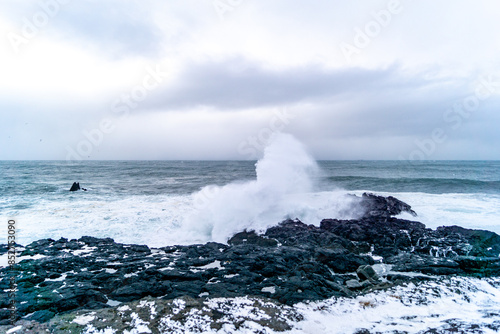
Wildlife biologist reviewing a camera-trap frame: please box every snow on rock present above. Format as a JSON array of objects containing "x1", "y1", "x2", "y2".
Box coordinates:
[{"x1": 72, "y1": 313, "x2": 96, "y2": 325}]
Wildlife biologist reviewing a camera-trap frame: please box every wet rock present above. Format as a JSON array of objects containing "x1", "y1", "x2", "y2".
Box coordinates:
[
  {"x1": 356, "y1": 265, "x2": 379, "y2": 282},
  {"x1": 1, "y1": 193, "x2": 499, "y2": 325},
  {"x1": 345, "y1": 279, "x2": 363, "y2": 290},
  {"x1": 320, "y1": 217, "x2": 426, "y2": 258},
  {"x1": 436, "y1": 225, "x2": 500, "y2": 257},
  {"x1": 24, "y1": 310, "x2": 55, "y2": 323},
  {"x1": 358, "y1": 192, "x2": 417, "y2": 218},
  {"x1": 228, "y1": 230, "x2": 278, "y2": 247},
  {"x1": 0, "y1": 296, "x2": 305, "y2": 333},
  {"x1": 69, "y1": 182, "x2": 80, "y2": 191},
  {"x1": 455, "y1": 256, "x2": 500, "y2": 276}
]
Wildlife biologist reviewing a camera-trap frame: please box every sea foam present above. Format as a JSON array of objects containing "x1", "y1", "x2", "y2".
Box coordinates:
[{"x1": 177, "y1": 133, "x2": 326, "y2": 243}]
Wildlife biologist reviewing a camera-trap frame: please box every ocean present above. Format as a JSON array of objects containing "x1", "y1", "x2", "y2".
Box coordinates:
[
  {"x1": 1, "y1": 157, "x2": 499, "y2": 248},
  {"x1": 1, "y1": 134, "x2": 500, "y2": 333}
]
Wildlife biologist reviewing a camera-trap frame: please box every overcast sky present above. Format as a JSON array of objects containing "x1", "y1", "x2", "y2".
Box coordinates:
[{"x1": 1, "y1": 0, "x2": 499, "y2": 160}]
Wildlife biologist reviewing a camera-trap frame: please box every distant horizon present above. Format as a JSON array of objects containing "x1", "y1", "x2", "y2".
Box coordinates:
[{"x1": 2, "y1": 159, "x2": 500, "y2": 162}]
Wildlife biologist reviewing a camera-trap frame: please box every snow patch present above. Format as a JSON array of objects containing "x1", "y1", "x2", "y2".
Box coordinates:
[
  {"x1": 106, "y1": 299, "x2": 122, "y2": 307},
  {"x1": 73, "y1": 313, "x2": 96, "y2": 325},
  {"x1": 6, "y1": 326, "x2": 23, "y2": 333},
  {"x1": 191, "y1": 260, "x2": 223, "y2": 272},
  {"x1": 117, "y1": 305, "x2": 131, "y2": 312},
  {"x1": 261, "y1": 286, "x2": 276, "y2": 294},
  {"x1": 0, "y1": 253, "x2": 46, "y2": 268},
  {"x1": 63, "y1": 246, "x2": 96, "y2": 256}
]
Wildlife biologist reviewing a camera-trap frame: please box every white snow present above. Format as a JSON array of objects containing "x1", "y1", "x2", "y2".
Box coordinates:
[
  {"x1": 124, "y1": 312, "x2": 152, "y2": 333},
  {"x1": 106, "y1": 299, "x2": 122, "y2": 307},
  {"x1": 117, "y1": 305, "x2": 131, "y2": 312},
  {"x1": 191, "y1": 260, "x2": 223, "y2": 272},
  {"x1": 261, "y1": 286, "x2": 276, "y2": 294},
  {"x1": 139, "y1": 300, "x2": 157, "y2": 319},
  {"x1": 172, "y1": 299, "x2": 186, "y2": 315},
  {"x1": 83, "y1": 325, "x2": 116, "y2": 334},
  {"x1": 73, "y1": 313, "x2": 96, "y2": 325},
  {"x1": 6, "y1": 326, "x2": 23, "y2": 333},
  {"x1": 63, "y1": 246, "x2": 96, "y2": 256}
]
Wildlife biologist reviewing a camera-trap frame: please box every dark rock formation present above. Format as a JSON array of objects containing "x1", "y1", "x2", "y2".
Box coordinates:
[
  {"x1": 357, "y1": 192, "x2": 417, "y2": 218},
  {"x1": 69, "y1": 182, "x2": 80, "y2": 192},
  {"x1": 1, "y1": 194, "x2": 499, "y2": 325},
  {"x1": 356, "y1": 265, "x2": 379, "y2": 282}
]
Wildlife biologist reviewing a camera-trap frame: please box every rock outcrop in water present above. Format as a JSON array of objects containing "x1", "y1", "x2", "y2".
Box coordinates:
[
  {"x1": 357, "y1": 192, "x2": 417, "y2": 218},
  {"x1": 1, "y1": 194, "x2": 499, "y2": 329},
  {"x1": 69, "y1": 182, "x2": 80, "y2": 191}
]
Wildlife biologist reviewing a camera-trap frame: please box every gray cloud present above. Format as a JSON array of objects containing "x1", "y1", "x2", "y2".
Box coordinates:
[
  {"x1": 145, "y1": 59, "x2": 448, "y2": 112},
  {"x1": 1, "y1": 0, "x2": 500, "y2": 160}
]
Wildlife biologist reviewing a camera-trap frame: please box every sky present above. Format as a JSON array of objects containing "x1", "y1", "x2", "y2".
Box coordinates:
[{"x1": 1, "y1": 0, "x2": 499, "y2": 161}]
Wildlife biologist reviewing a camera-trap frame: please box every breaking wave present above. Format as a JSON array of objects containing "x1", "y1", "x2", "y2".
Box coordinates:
[{"x1": 177, "y1": 133, "x2": 359, "y2": 244}]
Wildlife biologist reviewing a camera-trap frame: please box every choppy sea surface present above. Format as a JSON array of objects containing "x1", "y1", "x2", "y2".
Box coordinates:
[
  {"x1": 1, "y1": 158, "x2": 499, "y2": 247},
  {"x1": 1, "y1": 134, "x2": 500, "y2": 334}
]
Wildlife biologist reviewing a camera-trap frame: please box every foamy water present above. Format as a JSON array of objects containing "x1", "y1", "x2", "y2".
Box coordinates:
[
  {"x1": 2, "y1": 134, "x2": 500, "y2": 247},
  {"x1": 8, "y1": 190, "x2": 500, "y2": 247}
]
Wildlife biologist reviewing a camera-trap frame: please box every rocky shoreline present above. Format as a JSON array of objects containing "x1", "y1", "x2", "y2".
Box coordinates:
[{"x1": 1, "y1": 193, "x2": 500, "y2": 332}]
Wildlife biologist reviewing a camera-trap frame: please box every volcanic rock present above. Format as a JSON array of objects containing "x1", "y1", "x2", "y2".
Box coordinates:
[{"x1": 1, "y1": 194, "x2": 499, "y2": 326}]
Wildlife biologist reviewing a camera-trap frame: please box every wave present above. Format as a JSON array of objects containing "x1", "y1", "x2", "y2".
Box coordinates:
[
  {"x1": 176, "y1": 133, "x2": 357, "y2": 244},
  {"x1": 326, "y1": 176, "x2": 500, "y2": 194},
  {"x1": 3, "y1": 135, "x2": 500, "y2": 247}
]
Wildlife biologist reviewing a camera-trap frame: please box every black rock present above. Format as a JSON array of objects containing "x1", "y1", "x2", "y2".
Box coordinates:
[
  {"x1": 357, "y1": 192, "x2": 417, "y2": 218},
  {"x1": 356, "y1": 265, "x2": 379, "y2": 282},
  {"x1": 228, "y1": 230, "x2": 278, "y2": 247},
  {"x1": 1, "y1": 193, "x2": 499, "y2": 325},
  {"x1": 69, "y1": 182, "x2": 80, "y2": 191},
  {"x1": 24, "y1": 310, "x2": 55, "y2": 323},
  {"x1": 436, "y1": 225, "x2": 500, "y2": 257}
]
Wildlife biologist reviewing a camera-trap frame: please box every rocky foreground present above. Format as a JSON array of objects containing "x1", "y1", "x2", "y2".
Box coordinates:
[{"x1": 1, "y1": 194, "x2": 500, "y2": 333}]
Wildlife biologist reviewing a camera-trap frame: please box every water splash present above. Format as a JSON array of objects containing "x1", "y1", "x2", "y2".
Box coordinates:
[{"x1": 180, "y1": 133, "x2": 321, "y2": 243}]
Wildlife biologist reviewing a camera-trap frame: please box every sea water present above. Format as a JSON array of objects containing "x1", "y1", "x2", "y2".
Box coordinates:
[
  {"x1": 1, "y1": 134, "x2": 500, "y2": 333},
  {"x1": 1, "y1": 134, "x2": 499, "y2": 247}
]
